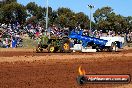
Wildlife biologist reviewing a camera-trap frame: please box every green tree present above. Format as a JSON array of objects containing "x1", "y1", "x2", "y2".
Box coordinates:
[
  {"x1": 75, "y1": 12, "x2": 90, "y2": 29},
  {"x1": 26, "y1": 2, "x2": 39, "y2": 17},
  {"x1": 26, "y1": 2, "x2": 53, "y2": 26},
  {"x1": 107, "y1": 13, "x2": 129, "y2": 33},
  {"x1": 56, "y1": 7, "x2": 74, "y2": 27},
  {"x1": 1, "y1": 2, "x2": 27, "y2": 24},
  {"x1": 126, "y1": 16, "x2": 132, "y2": 31},
  {"x1": 55, "y1": 7, "x2": 92, "y2": 29},
  {"x1": 0, "y1": 0, "x2": 17, "y2": 8},
  {"x1": 93, "y1": 6, "x2": 114, "y2": 31}
]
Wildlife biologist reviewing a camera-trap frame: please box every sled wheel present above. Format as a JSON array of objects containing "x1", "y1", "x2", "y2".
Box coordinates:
[
  {"x1": 108, "y1": 42, "x2": 117, "y2": 52},
  {"x1": 112, "y1": 42, "x2": 118, "y2": 52}
]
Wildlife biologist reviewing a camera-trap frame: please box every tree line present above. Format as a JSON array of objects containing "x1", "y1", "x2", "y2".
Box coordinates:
[{"x1": 0, "y1": 0, "x2": 132, "y2": 33}]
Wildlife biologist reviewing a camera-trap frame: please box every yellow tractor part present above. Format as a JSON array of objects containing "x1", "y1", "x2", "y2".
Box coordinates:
[
  {"x1": 50, "y1": 46, "x2": 55, "y2": 52},
  {"x1": 63, "y1": 43, "x2": 69, "y2": 50}
]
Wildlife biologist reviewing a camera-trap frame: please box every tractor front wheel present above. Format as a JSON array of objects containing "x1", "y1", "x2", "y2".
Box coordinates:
[{"x1": 36, "y1": 44, "x2": 43, "y2": 53}]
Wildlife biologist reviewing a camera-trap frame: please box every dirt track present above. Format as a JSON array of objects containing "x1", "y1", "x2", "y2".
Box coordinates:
[{"x1": 0, "y1": 48, "x2": 132, "y2": 88}]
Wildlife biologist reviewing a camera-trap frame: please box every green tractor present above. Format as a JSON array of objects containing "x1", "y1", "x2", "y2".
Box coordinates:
[{"x1": 36, "y1": 35, "x2": 71, "y2": 53}]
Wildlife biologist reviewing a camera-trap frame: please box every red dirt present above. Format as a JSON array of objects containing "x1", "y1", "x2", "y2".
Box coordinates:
[
  {"x1": 0, "y1": 48, "x2": 131, "y2": 88},
  {"x1": 0, "y1": 48, "x2": 132, "y2": 57}
]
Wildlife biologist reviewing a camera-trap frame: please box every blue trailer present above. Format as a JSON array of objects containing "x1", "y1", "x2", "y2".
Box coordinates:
[{"x1": 68, "y1": 30, "x2": 124, "y2": 52}]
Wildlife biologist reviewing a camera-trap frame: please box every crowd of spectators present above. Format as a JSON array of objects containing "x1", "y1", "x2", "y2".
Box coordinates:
[
  {"x1": 0, "y1": 22, "x2": 44, "y2": 48},
  {"x1": 47, "y1": 25, "x2": 69, "y2": 38},
  {"x1": 83, "y1": 28, "x2": 132, "y2": 43},
  {"x1": 126, "y1": 31, "x2": 132, "y2": 43},
  {"x1": 0, "y1": 23, "x2": 22, "y2": 48}
]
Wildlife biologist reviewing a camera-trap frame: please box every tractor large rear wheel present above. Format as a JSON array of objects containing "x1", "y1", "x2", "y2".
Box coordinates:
[
  {"x1": 48, "y1": 45, "x2": 56, "y2": 53},
  {"x1": 61, "y1": 39, "x2": 71, "y2": 53}
]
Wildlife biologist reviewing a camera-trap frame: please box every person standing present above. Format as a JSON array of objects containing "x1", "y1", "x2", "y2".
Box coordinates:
[
  {"x1": 11, "y1": 37, "x2": 17, "y2": 48},
  {"x1": 5, "y1": 38, "x2": 9, "y2": 48}
]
